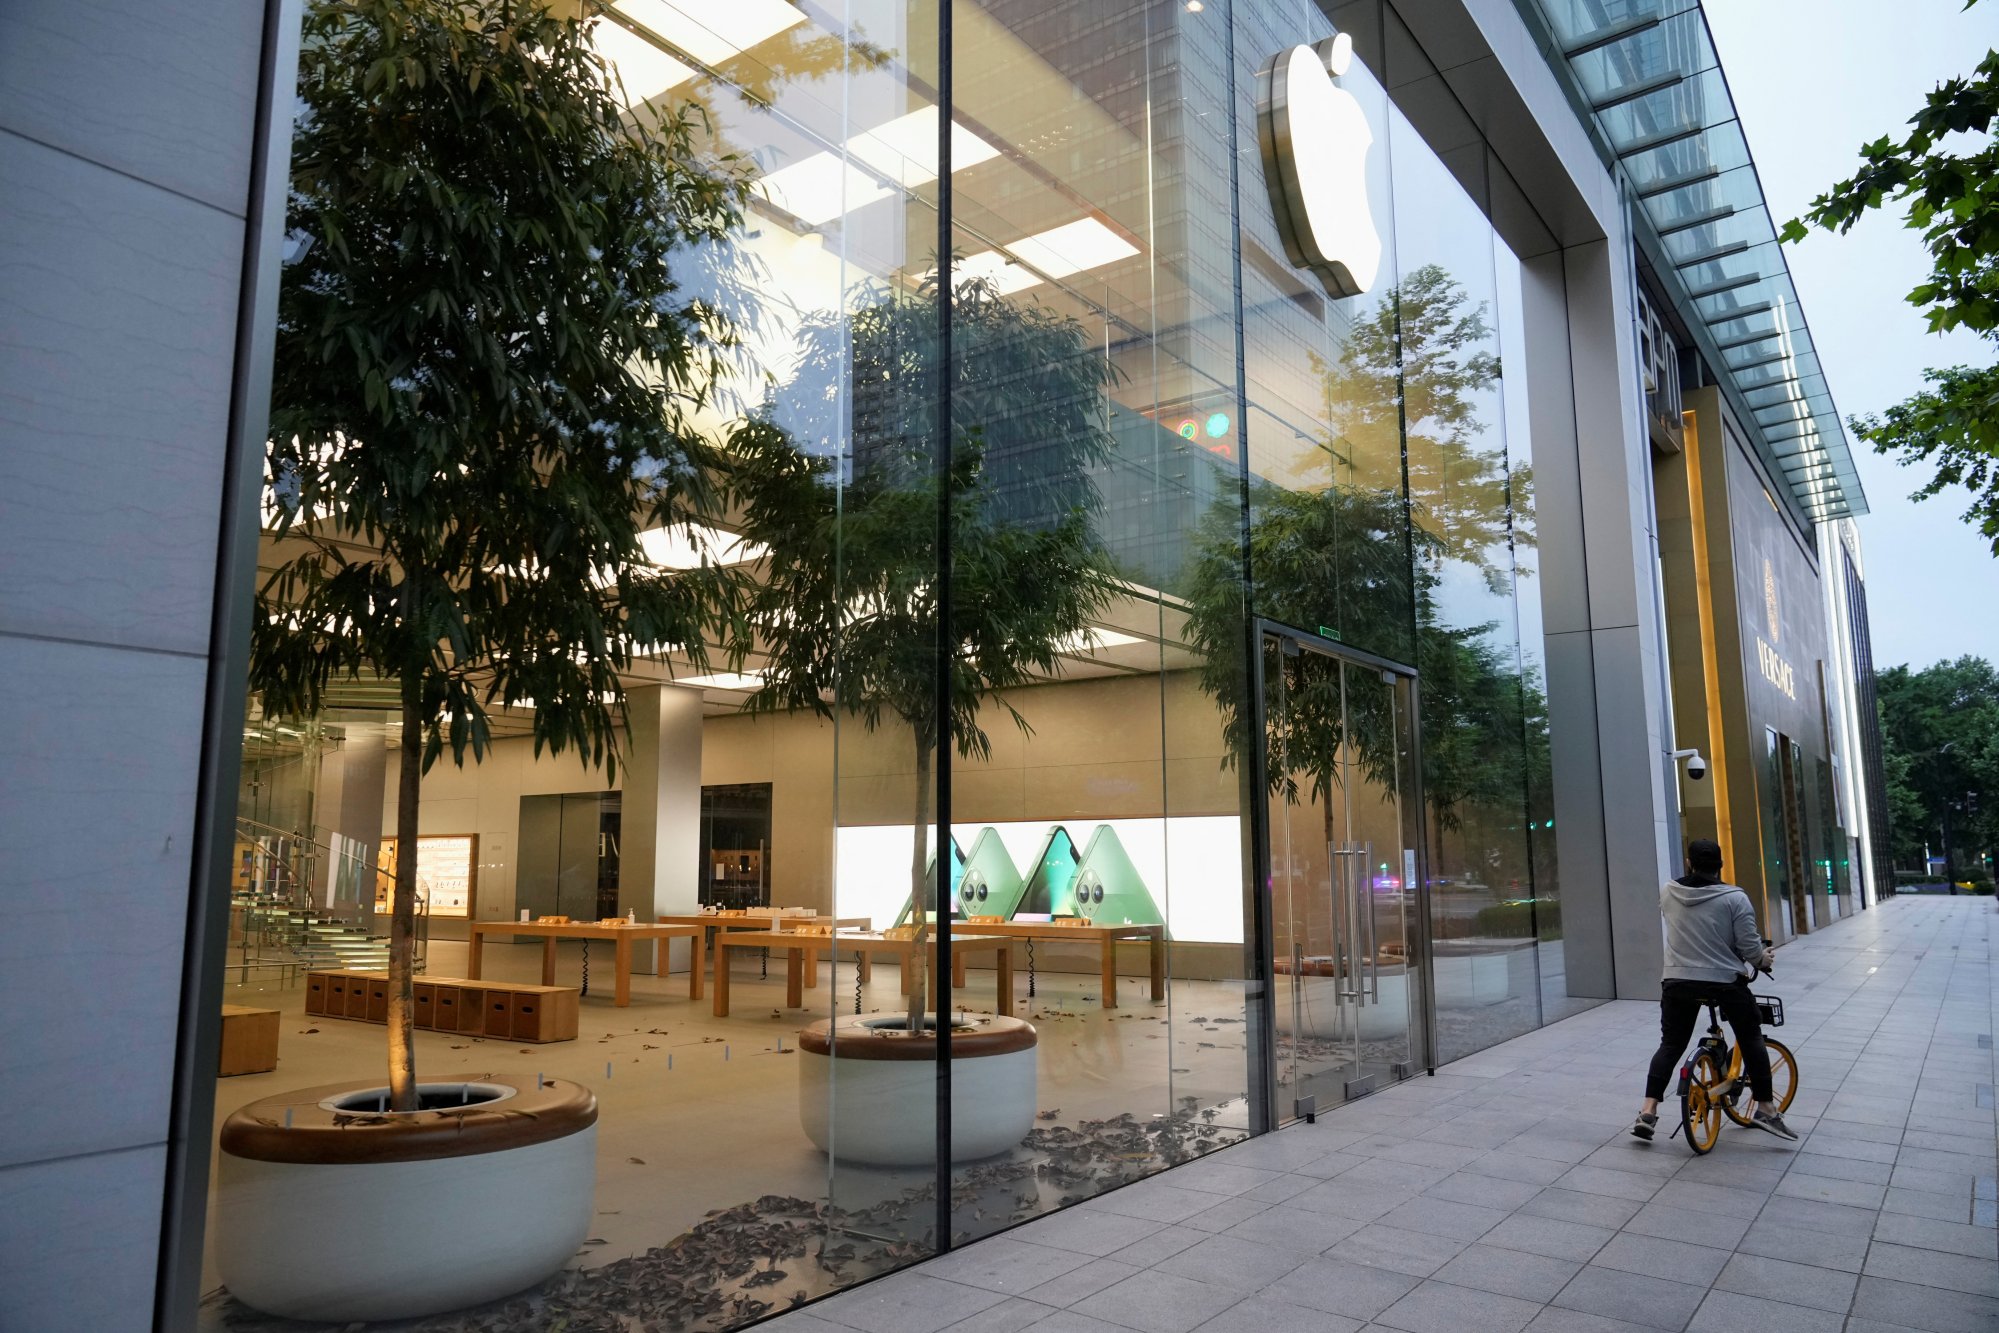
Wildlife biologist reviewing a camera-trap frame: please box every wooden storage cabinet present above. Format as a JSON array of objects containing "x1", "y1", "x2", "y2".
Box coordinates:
[{"x1": 303, "y1": 971, "x2": 577, "y2": 1042}]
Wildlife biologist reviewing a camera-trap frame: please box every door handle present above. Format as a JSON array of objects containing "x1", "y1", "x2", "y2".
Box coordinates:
[{"x1": 1361, "y1": 841, "x2": 1377, "y2": 1003}]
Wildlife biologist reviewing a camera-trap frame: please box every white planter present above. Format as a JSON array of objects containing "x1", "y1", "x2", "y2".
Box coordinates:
[
  {"x1": 1433, "y1": 946, "x2": 1517, "y2": 1008},
  {"x1": 216, "y1": 1077, "x2": 597, "y2": 1323},
  {"x1": 799, "y1": 1015, "x2": 1037, "y2": 1165}
]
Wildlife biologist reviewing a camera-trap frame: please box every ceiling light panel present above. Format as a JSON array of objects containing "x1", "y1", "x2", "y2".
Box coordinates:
[
  {"x1": 638, "y1": 524, "x2": 770, "y2": 569},
  {"x1": 758, "y1": 155, "x2": 894, "y2": 225},
  {"x1": 611, "y1": 0, "x2": 806, "y2": 67},
  {"x1": 954, "y1": 218, "x2": 1141, "y2": 294},
  {"x1": 676, "y1": 672, "x2": 767, "y2": 691},
  {"x1": 589, "y1": 17, "x2": 696, "y2": 102},
  {"x1": 847, "y1": 107, "x2": 1001, "y2": 187}
]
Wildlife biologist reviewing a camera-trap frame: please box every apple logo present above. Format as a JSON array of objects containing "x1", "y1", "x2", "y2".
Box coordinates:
[{"x1": 1257, "y1": 33, "x2": 1382, "y2": 299}]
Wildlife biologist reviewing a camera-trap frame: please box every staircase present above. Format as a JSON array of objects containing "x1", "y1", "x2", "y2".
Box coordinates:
[{"x1": 231, "y1": 820, "x2": 424, "y2": 979}]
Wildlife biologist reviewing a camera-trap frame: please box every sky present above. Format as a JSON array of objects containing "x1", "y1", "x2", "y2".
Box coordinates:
[{"x1": 1704, "y1": 0, "x2": 1999, "y2": 671}]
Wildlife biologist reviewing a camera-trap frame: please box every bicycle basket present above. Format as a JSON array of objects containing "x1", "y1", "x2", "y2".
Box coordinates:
[{"x1": 1754, "y1": 994, "x2": 1784, "y2": 1027}]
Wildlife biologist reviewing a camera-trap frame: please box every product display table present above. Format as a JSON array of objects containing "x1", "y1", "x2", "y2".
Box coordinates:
[
  {"x1": 466, "y1": 921, "x2": 705, "y2": 1008},
  {"x1": 711, "y1": 930, "x2": 1016, "y2": 1018},
  {"x1": 654, "y1": 913, "x2": 872, "y2": 988},
  {"x1": 948, "y1": 922, "x2": 1165, "y2": 1009}
]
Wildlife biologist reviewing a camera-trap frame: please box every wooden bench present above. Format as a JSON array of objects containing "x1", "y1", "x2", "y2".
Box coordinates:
[{"x1": 304, "y1": 969, "x2": 579, "y2": 1043}]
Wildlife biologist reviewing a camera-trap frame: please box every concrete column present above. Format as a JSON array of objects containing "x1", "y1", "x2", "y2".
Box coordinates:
[
  {"x1": 1523, "y1": 238, "x2": 1673, "y2": 1001},
  {"x1": 313, "y1": 731, "x2": 387, "y2": 913},
  {"x1": 621, "y1": 684, "x2": 704, "y2": 972}
]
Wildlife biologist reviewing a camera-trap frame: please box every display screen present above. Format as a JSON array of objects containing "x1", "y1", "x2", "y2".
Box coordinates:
[{"x1": 376, "y1": 834, "x2": 477, "y2": 918}]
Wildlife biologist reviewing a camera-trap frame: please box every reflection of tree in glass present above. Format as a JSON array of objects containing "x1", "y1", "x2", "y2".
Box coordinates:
[
  {"x1": 729, "y1": 275, "x2": 1120, "y2": 1032},
  {"x1": 1186, "y1": 263, "x2": 1548, "y2": 870},
  {"x1": 1313, "y1": 263, "x2": 1527, "y2": 593}
]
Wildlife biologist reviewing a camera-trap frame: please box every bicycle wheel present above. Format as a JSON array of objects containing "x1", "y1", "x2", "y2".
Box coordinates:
[
  {"x1": 1681, "y1": 1051, "x2": 1725, "y2": 1154},
  {"x1": 1723, "y1": 1038, "x2": 1798, "y2": 1125}
]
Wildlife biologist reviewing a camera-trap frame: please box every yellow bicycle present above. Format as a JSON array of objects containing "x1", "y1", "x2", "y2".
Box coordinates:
[{"x1": 1677, "y1": 979, "x2": 1797, "y2": 1155}]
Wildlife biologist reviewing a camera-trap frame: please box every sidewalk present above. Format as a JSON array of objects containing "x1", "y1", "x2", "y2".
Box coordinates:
[{"x1": 769, "y1": 896, "x2": 1997, "y2": 1333}]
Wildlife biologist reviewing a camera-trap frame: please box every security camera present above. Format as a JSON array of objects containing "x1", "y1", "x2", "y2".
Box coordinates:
[{"x1": 1686, "y1": 753, "x2": 1707, "y2": 781}]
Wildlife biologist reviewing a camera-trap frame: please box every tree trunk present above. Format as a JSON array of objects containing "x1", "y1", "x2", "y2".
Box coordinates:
[
  {"x1": 907, "y1": 736, "x2": 933, "y2": 1035},
  {"x1": 388, "y1": 685, "x2": 422, "y2": 1111}
]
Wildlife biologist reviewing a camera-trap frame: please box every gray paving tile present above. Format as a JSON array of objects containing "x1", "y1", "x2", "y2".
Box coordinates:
[
  {"x1": 1373, "y1": 1279, "x2": 1543, "y2": 1333},
  {"x1": 1553, "y1": 1165, "x2": 1665, "y2": 1204},
  {"x1": 1006, "y1": 1312, "x2": 1133, "y2": 1333},
  {"x1": 1432, "y1": 1243, "x2": 1581, "y2": 1302},
  {"x1": 1265, "y1": 1256, "x2": 1424, "y2": 1321},
  {"x1": 1070, "y1": 1270, "x2": 1244, "y2": 1333},
  {"x1": 1712, "y1": 1252, "x2": 1857, "y2": 1312},
  {"x1": 1890, "y1": 1165, "x2": 1979, "y2": 1196},
  {"x1": 1873, "y1": 1210, "x2": 1999, "y2": 1259},
  {"x1": 1012, "y1": 1209, "x2": 1169, "y2": 1258},
  {"x1": 1591, "y1": 1232, "x2": 1730, "y2": 1285},
  {"x1": 1685, "y1": 1289, "x2": 1842, "y2": 1333},
  {"x1": 1523, "y1": 1305, "x2": 1657, "y2": 1333},
  {"x1": 813, "y1": 1272, "x2": 1012, "y2": 1333},
  {"x1": 1617, "y1": 1200, "x2": 1752, "y2": 1249},
  {"x1": 1463, "y1": 1153, "x2": 1575, "y2": 1187},
  {"x1": 1790, "y1": 1152, "x2": 1895, "y2": 1186},
  {"x1": 1426, "y1": 1171, "x2": 1547, "y2": 1211},
  {"x1": 1550, "y1": 1265, "x2": 1708, "y2": 1331},
  {"x1": 1220, "y1": 1202, "x2": 1369, "y2": 1255},
  {"x1": 1652, "y1": 1178, "x2": 1769, "y2": 1219},
  {"x1": 1104, "y1": 1224, "x2": 1208, "y2": 1266},
  {"x1": 1755, "y1": 1194, "x2": 1881, "y2": 1238},
  {"x1": 1326, "y1": 1224, "x2": 1470, "y2": 1278},
  {"x1": 1861, "y1": 1242, "x2": 1999, "y2": 1298},
  {"x1": 1733, "y1": 1219, "x2": 1869, "y2": 1272},
  {"x1": 1023, "y1": 1258, "x2": 1143, "y2": 1308},
  {"x1": 1373, "y1": 1139, "x2": 1491, "y2": 1171},
  {"x1": 1085, "y1": 1182, "x2": 1238, "y2": 1224},
  {"x1": 1179, "y1": 1198, "x2": 1275, "y2": 1236},
  {"x1": 1342, "y1": 1157, "x2": 1456, "y2": 1192},
  {"x1": 937, "y1": 1298, "x2": 1063, "y2": 1333},
  {"x1": 1798, "y1": 1133, "x2": 1901, "y2": 1165},
  {"x1": 758, "y1": 1312, "x2": 852, "y2": 1333},
  {"x1": 1480, "y1": 1213, "x2": 1618, "y2": 1263},
  {"x1": 924, "y1": 1237, "x2": 1098, "y2": 1295},
  {"x1": 1236, "y1": 1173, "x2": 1318, "y2": 1205},
  {"x1": 1850, "y1": 1275, "x2": 1999, "y2": 1333},
  {"x1": 1191, "y1": 1293, "x2": 1364, "y2": 1333},
  {"x1": 1777, "y1": 1173, "x2": 1889, "y2": 1210},
  {"x1": 1580, "y1": 1144, "x2": 1683, "y2": 1179},
  {"x1": 1670, "y1": 1155, "x2": 1785, "y2": 1194},
  {"x1": 1286, "y1": 1179, "x2": 1422, "y2": 1222},
  {"x1": 1520, "y1": 1187, "x2": 1644, "y2": 1229},
  {"x1": 1901, "y1": 1129, "x2": 1999, "y2": 1160},
  {"x1": 1153, "y1": 1231, "x2": 1309, "y2": 1291},
  {"x1": 1164, "y1": 1159, "x2": 1289, "y2": 1198},
  {"x1": 1376, "y1": 1195, "x2": 1512, "y2": 1241}
]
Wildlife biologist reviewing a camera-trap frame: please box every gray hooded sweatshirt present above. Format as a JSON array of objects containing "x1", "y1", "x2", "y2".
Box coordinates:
[{"x1": 1659, "y1": 877, "x2": 1763, "y2": 983}]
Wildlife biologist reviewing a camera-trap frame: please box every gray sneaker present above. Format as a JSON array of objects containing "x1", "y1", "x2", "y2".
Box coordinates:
[
  {"x1": 1631, "y1": 1113, "x2": 1658, "y2": 1142},
  {"x1": 1749, "y1": 1109, "x2": 1799, "y2": 1141}
]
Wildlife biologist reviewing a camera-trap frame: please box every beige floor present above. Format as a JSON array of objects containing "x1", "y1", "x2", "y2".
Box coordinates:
[{"x1": 199, "y1": 937, "x2": 1259, "y2": 1324}]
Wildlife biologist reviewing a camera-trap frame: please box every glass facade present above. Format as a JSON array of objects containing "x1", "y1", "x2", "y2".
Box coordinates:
[{"x1": 202, "y1": 4, "x2": 1590, "y2": 1329}]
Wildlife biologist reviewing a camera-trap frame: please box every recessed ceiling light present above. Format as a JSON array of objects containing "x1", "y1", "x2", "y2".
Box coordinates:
[
  {"x1": 590, "y1": 18, "x2": 697, "y2": 103},
  {"x1": 611, "y1": 0, "x2": 806, "y2": 67},
  {"x1": 758, "y1": 154, "x2": 894, "y2": 224},
  {"x1": 638, "y1": 524, "x2": 770, "y2": 570},
  {"x1": 677, "y1": 671, "x2": 767, "y2": 691},
  {"x1": 759, "y1": 107, "x2": 999, "y2": 225},
  {"x1": 951, "y1": 217, "x2": 1140, "y2": 294},
  {"x1": 1056, "y1": 628, "x2": 1145, "y2": 654}
]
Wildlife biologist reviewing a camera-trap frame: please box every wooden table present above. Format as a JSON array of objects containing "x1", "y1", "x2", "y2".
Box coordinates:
[
  {"x1": 948, "y1": 922, "x2": 1166, "y2": 1008},
  {"x1": 466, "y1": 921, "x2": 704, "y2": 1008},
  {"x1": 653, "y1": 913, "x2": 871, "y2": 988},
  {"x1": 711, "y1": 930, "x2": 1015, "y2": 1018}
]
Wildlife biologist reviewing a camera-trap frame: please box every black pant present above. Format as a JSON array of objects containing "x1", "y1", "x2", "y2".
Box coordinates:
[{"x1": 1644, "y1": 978, "x2": 1772, "y2": 1102}]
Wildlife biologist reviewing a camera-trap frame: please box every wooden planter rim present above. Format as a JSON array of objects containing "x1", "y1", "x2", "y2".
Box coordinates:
[
  {"x1": 798, "y1": 1014, "x2": 1038, "y2": 1061},
  {"x1": 218, "y1": 1075, "x2": 596, "y2": 1165}
]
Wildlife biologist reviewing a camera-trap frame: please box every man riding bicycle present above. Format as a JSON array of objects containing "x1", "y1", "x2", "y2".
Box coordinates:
[{"x1": 1633, "y1": 838, "x2": 1798, "y2": 1143}]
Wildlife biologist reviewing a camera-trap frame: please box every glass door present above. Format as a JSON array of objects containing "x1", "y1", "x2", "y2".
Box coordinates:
[{"x1": 1262, "y1": 626, "x2": 1423, "y2": 1121}]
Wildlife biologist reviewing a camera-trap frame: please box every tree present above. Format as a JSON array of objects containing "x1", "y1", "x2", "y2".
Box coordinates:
[
  {"x1": 253, "y1": 0, "x2": 749, "y2": 1111},
  {"x1": 1875, "y1": 658, "x2": 1999, "y2": 880},
  {"x1": 1184, "y1": 266, "x2": 1536, "y2": 863},
  {"x1": 1781, "y1": 24, "x2": 1999, "y2": 553},
  {"x1": 729, "y1": 274, "x2": 1120, "y2": 1033}
]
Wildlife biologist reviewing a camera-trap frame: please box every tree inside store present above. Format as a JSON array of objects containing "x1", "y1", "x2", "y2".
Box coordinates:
[
  {"x1": 251, "y1": 0, "x2": 751, "y2": 1112},
  {"x1": 729, "y1": 273, "x2": 1120, "y2": 1035}
]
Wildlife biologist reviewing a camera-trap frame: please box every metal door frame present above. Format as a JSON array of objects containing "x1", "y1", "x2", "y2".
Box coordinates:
[{"x1": 1247, "y1": 619, "x2": 1435, "y2": 1132}]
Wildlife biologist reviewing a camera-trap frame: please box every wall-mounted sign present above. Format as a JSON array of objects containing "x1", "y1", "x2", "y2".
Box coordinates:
[
  {"x1": 1257, "y1": 33, "x2": 1382, "y2": 299},
  {"x1": 1755, "y1": 637, "x2": 1798, "y2": 700},
  {"x1": 376, "y1": 834, "x2": 478, "y2": 918}
]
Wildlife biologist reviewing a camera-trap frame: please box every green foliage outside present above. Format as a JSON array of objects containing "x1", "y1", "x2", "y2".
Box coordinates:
[
  {"x1": 1782, "y1": 9, "x2": 1999, "y2": 553},
  {"x1": 253, "y1": 0, "x2": 752, "y2": 1108},
  {"x1": 1875, "y1": 656, "x2": 1999, "y2": 884}
]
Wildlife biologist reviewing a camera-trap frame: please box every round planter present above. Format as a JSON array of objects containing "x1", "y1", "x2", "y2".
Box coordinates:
[
  {"x1": 798, "y1": 1015, "x2": 1037, "y2": 1166},
  {"x1": 216, "y1": 1075, "x2": 597, "y2": 1323}
]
